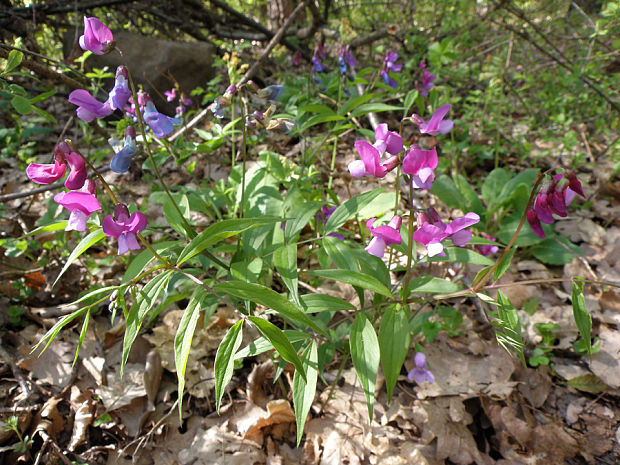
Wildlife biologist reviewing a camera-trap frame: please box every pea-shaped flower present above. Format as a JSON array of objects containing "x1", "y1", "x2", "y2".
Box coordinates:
[
  {"x1": 140, "y1": 92, "x2": 179, "y2": 138},
  {"x1": 402, "y1": 146, "x2": 438, "y2": 190},
  {"x1": 407, "y1": 352, "x2": 434, "y2": 384},
  {"x1": 68, "y1": 89, "x2": 113, "y2": 122},
  {"x1": 109, "y1": 126, "x2": 138, "y2": 173},
  {"x1": 365, "y1": 215, "x2": 402, "y2": 258},
  {"x1": 26, "y1": 141, "x2": 88, "y2": 190},
  {"x1": 54, "y1": 179, "x2": 101, "y2": 232},
  {"x1": 79, "y1": 17, "x2": 115, "y2": 55},
  {"x1": 103, "y1": 204, "x2": 147, "y2": 255},
  {"x1": 412, "y1": 104, "x2": 454, "y2": 136},
  {"x1": 106, "y1": 66, "x2": 131, "y2": 111}
]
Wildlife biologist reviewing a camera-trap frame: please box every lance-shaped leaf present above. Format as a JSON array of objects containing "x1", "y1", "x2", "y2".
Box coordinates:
[
  {"x1": 274, "y1": 244, "x2": 300, "y2": 305},
  {"x1": 324, "y1": 188, "x2": 385, "y2": 234},
  {"x1": 305, "y1": 269, "x2": 393, "y2": 298},
  {"x1": 214, "y1": 320, "x2": 243, "y2": 413},
  {"x1": 293, "y1": 341, "x2": 318, "y2": 446},
  {"x1": 350, "y1": 312, "x2": 380, "y2": 422},
  {"x1": 379, "y1": 306, "x2": 410, "y2": 400},
  {"x1": 53, "y1": 228, "x2": 105, "y2": 287},
  {"x1": 572, "y1": 279, "x2": 592, "y2": 357}
]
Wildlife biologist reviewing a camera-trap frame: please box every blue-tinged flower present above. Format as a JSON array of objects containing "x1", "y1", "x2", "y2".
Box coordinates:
[
  {"x1": 258, "y1": 85, "x2": 284, "y2": 101},
  {"x1": 417, "y1": 70, "x2": 436, "y2": 97},
  {"x1": 380, "y1": 51, "x2": 402, "y2": 88},
  {"x1": 68, "y1": 89, "x2": 113, "y2": 122},
  {"x1": 140, "y1": 92, "x2": 179, "y2": 138},
  {"x1": 106, "y1": 65, "x2": 131, "y2": 111},
  {"x1": 407, "y1": 352, "x2": 434, "y2": 384},
  {"x1": 110, "y1": 126, "x2": 138, "y2": 173}
]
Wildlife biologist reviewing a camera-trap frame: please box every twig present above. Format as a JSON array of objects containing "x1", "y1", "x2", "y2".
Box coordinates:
[
  {"x1": 36, "y1": 430, "x2": 72, "y2": 465},
  {"x1": 0, "y1": 338, "x2": 31, "y2": 400}
]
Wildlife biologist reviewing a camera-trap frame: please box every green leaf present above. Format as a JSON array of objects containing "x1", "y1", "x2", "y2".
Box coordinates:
[
  {"x1": 379, "y1": 306, "x2": 410, "y2": 400},
  {"x1": 493, "y1": 247, "x2": 516, "y2": 282},
  {"x1": 420, "y1": 247, "x2": 494, "y2": 266},
  {"x1": 324, "y1": 188, "x2": 385, "y2": 234},
  {"x1": 454, "y1": 174, "x2": 484, "y2": 214},
  {"x1": 247, "y1": 316, "x2": 306, "y2": 381},
  {"x1": 122, "y1": 270, "x2": 174, "y2": 374},
  {"x1": 174, "y1": 287, "x2": 209, "y2": 420},
  {"x1": 322, "y1": 236, "x2": 358, "y2": 271},
  {"x1": 339, "y1": 93, "x2": 375, "y2": 115},
  {"x1": 300, "y1": 114, "x2": 345, "y2": 132},
  {"x1": 572, "y1": 279, "x2": 592, "y2": 357},
  {"x1": 298, "y1": 104, "x2": 335, "y2": 114},
  {"x1": 403, "y1": 89, "x2": 419, "y2": 116},
  {"x1": 34, "y1": 307, "x2": 88, "y2": 354},
  {"x1": 19, "y1": 221, "x2": 68, "y2": 238},
  {"x1": 531, "y1": 238, "x2": 581, "y2": 265},
  {"x1": 235, "y1": 330, "x2": 309, "y2": 359},
  {"x1": 482, "y1": 168, "x2": 510, "y2": 208},
  {"x1": 163, "y1": 195, "x2": 191, "y2": 238},
  {"x1": 214, "y1": 320, "x2": 244, "y2": 413},
  {"x1": 495, "y1": 291, "x2": 525, "y2": 365},
  {"x1": 293, "y1": 341, "x2": 318, "y2": 446},
  {"x1": 407, "y1": 276, "x2": 463, "y2": 294},
  {"x1": 53, "y1": 228, "x2": 105, "y2": 287},
  {"x1": 123, "y1": 241, "x2": 181, "y2": 283},
  {"x1": 214, "y1": 281, "x2": 327, "y2": 336},
  {"x1": 274, "y1": 244, "x2": 300, "y2": 305},
  {"x1": 350, "y1": 103, "x2": 403, "y2": 117},
  {"x1": 230, "y1": 257, "x2": 263, "y2": 283},
  {"x1": 11, "y1": 95, "x2": 32, "y2": 115},
  {"x1": 73, "y1": 309, "x2": 90, "y2": 367},
  {"x1": 305, "y1": 269, "x2": 393, "y2": 297},
  {"x1": 350, "y1": 313, "x2": 380, "y2": 422},
  {"x1": 177, "y1": 217, "x2": 280, "y2": 265},
  {"x1": 284, "y1": 201, "x2": 323, "y2": 240},
  {"x1": 431, "y1": 175, "x2": 463, "y2": 210},
  {"x1": 566, "y1": 373, "x2": 607, "y2": 394},
  {"x1": 299, "y1": 293, "x2": 356, "y2": 313},
  {"x1": 4, "y1": 50, "x2": 24, "y2": 74}
]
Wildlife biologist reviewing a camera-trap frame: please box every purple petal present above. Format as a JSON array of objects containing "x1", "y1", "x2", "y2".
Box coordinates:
[
  {"x1": 445, "y1": 212, "x2": 480, "y2": 235},
  {"x1": 66, "y1": 210, "x2": 89, "y2": 231},
  {"x1": 527, "y1": 209, "x2": 545, "y2": 238},
  {"x1": 54, "y1": 191, "x2": 101, "y2": 214},
  {"x1": 374, "y1": 123, "x2": 388, "y2": 142},
  {"x1": 126, "y1": 211, "x2": 147, "y2": 233},
  {"x1": 413, "y1": 224, "x2": 445, "y2": 246},
  {"x1": 64, "y1": 152, "x2": 87, "y2": 190},
  {"x1": 103, "y1": 215, "x2": 123, "y2": 238},
  {"x1": 117, "y1": 233, "x2": 130, "y2": 255},
  {"x1": 414, "y1": 352, "x2": 427, "y2": 369},
  {"x1": 565, "y1": 188, "x2": 576, "y2": 206},
  {"x1": 365, "y1": 237, "x2": 387, "y2": 258},
  {"x1": 26, "y1": 160, "x2": 66, "y2": 185},
  {"x1": 411, "y1": 173, "x2": 434, "y2": 190},
  {"x1": 348, "y1": 159, "x2": 367, "y2": 178},
  {"x1": 390, "y1": 63, "x2": 403, "y2": 72},
  {"x1": 371, "y1": 225, "x2": 402, "y2": 245},
  {"x1": 384, "y1": 132, "x2": 403, "y2": 155},
  {"x1": 449, "y1": 229, "x2": 473, "y2": 247},
  {"x1": 355, "y1": 140, "x2": 381, "y2": 176},
  {"x1": 438, "y1": 119, "x2": 454, "y2": 134}
]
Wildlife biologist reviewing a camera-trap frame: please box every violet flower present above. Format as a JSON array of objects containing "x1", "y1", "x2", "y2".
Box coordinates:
[
  {"x1": 102, "y1": 204, "x2": 147, "y2": 255},
  {"x1": 315, "y1": 205, "x2": 344, "y2": 240},
  {"x1": 476, "y1": 233, "x2": 499, "y2": 256},
  {"x1": 412, "y1": 104, "x2": 454, "y2": 136},
  {"x1": 110, "y1": 126, "x2": 138, "y2": 173},
  {"x1": 366, "y1": 215, "x2": 402, "y2": 258},
  {"x1": 68, "y1": 89, "x2": 113, "y2": 122},
  {"x1": 54, "y1": 179, "x2": 101, "y2": 232},
  {"x1": 293, "y1": 51, "x2": 302, "y2": 67},
  {"x1": 140, "y1": 92, "x2": 179, "y2": 138},
  {"x1": 380, "y1": 51, "x2": 402, "y2": 88},
  {"x1": 79, "y1": 17, "x2": 115, "y2": 55},
  {"x1": 413, "y1": 208, "x2": 480, "y2": 257},
  {"x1": 407, "y1": 352, "x2": 434, "y2": 384},
  {"x1": 417, "y1": 70, "x2": 436, "y2": 97},
  {"x1": 348, "y1": 123, "x2": 403, "y2": 178},
  {"x1": 164, "y1": 88, "x2": 177, "y2": 102},
  {"x1": 106, "y1": 65, "x2": 131, "y2": 111},
  {"x1": 526, "y1": 173, "x2": 584, "y2": 238},
  {"x1": 402, "y1": 146, "x2": 438, "y2": 190},
  {"x1": 26, "y1": 141, "x2": 88, "y2": 190}
]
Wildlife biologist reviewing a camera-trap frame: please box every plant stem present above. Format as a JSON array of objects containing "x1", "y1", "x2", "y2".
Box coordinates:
[
  {"x1": 402, "y1": 181, "x2": 415, "y2": 302},
  {"x1": 239, "y1": 93, "x2": 248, "y2": 219},
  {"x1": 327, "y1": 81, "x2": 343, "y2": 190}
]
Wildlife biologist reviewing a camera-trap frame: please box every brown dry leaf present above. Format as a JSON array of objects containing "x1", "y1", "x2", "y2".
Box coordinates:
[
  {"x1": 516, "y1": 365, "x2": 552, "y2": 408},
  {"x1": 144, "y1": 350, "x2": 163, "y2": 407},
  {"x1": 32, "y1": 396, "x2": 63, "y2": 439},
  {"x1": 555, "y1": 217, "x2": 606, "y2": 244},
  {"x1": 230, "y1": 399, "x2": 295, "y2": 445},
  {"x1": 19, "y1": 338, "x2": 74, "y2": 389},
  {"x1": 412, "y1": 335, "x2": 516, "y2": 399},
  {"x1": 68, "y1": 386, "x2": 94, "y2": 451},
  {"x1": 412, "y1": 397, "x2": 493, "y2": 465},
  {"x1": 580, "y1": 405, "x2": 617, "y2": 457},
  {"x1": 589, "y1": 327, "x2": 620, "y2": 388},
  {"x1": 177, "y1": 424, "x2": 266, "y2": 465},
  {"x1": 600, "y1": 290, "x2": 620, "y2": 313},
  {"x1": 98, "y1": 363, "x2": 147, "y2": 411},
  {"x1": 247, "y1": 360, "x2": 274, "y2": 407}
]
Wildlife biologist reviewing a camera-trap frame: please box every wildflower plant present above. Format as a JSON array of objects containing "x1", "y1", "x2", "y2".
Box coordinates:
[{"x1": 20, "y1": 14, "x2": 599, "y2": 450}]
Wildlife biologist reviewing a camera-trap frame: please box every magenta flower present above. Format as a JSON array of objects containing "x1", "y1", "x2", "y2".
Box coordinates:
[
  {"x1": 402, "y1": 146, "x2": 438, "y2": 190},
  {"x1": 293, "y1": 51, "x2": 302, "y2": 67},
  {"x1": 110, "y1": 126, "x2": 138, "y2": 173},
  {"x1": 417, "y1": 70, "x2": 436, "y2": 97},
  {"x1": 526, "y1": 173, "x2": 584, "y2": 239},
  {"x1": 476, "y1": 233, "x2": 499, "y2": 256},
  {"x1": 366, "y1": 215, "x2": 402, "y2": 258},
  {"x1": 54, "y1": 179, "x2": 101, "y2": 232},
  {"x1": 103, "y1": 204, "x2": 147, "y2": 255},
  {"x1": 413, "y1": 208, "x2": 480, "y2": 257},
  {"x1": 312, "y1": 45, "x2": 326, "y2": 73},
  {"x1": 380, "y1": 51, "x2": 402, "y2": 88},
  {"x1": 68, "y1": 89, "x2": 113, "y2": 122},
  {"x1": 26, "y1": 141, "x2": 88, "y2": 190},
  {"x1": 348, "y1": 123, "x2": 403, "y2": 178},
  {"x1": 164, "y1": 88, "x2": 177, "y2": 102},
  {"x1": 407, "y1": 352, "x2": 434, "y2": 384},
  {"x1": 412, "y1": 104, "x2": 454, "y2": 136},
  {"x1": 79, "y1": 17, "x2": 115, "y2": 55},
  {"x1": 140, "y1": 92, "x2": 179, "y2": 138},
  {"x1": 106, "y1": 66, "x2": 131, "y2": 111}
]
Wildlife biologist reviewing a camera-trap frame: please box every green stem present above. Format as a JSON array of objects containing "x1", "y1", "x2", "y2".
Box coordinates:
[
  {"x1": 239, "y1": 93, "x2": 248, "y2": 219},
  {"x1": 401, "y1": 181, "x2": 415, "y2": 302},
  {"x1": 327, "y1": 82, "x2": 343, "y2": 190}
]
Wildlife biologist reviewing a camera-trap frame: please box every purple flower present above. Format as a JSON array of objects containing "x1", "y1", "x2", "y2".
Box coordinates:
[
  {"x1": 79, "y1": 17, "x2": 115, "y2": 55},
  {"x1": 182, "y1": 96, "x2": 192, "y2": 106},
  {"x1": 407, "y1": 352, "x2": 434, "y2": 384},
  {"x1": 526, "y1": 173, "x2": 584, "y2": 239},
  {"x1": 106, "y1": 66, "x2": 131, "y2": 111},
  {"x1": 380, "y1": 51, "x2": 402, "y2": 88},
  {"x1": 402, "y1": 146, "x2": 438, "y2": 190},
  {"x1": 293, "y1": 51, "x2": 302, "y2": 67},
  {"x1": 258, "y1": 85, "x2": 284, "y2": 101},
  {"x1": 366, "y1": 215, "x2": 402, "y2": 258},
  {"x1": 476, "y1": 233, "x2": 499, "y2": 256},
  {"x1": 412, "y1": 104, "x2": 454, "y2": 136},
  {"x1": 348, "y1": 123, "x2": 403, "y2": 178},
  {"x1": 110, "y1": 126, "x2": 138, "y2": 173},
  {"x1": 338, "y1": 49, "x2": 348, "y2": 74},
  {"x1": 413, "y1": 208, "x2": 480, "y2": 257},
  {"x1": 68, "y1": 89, "x2": 113, "y2": 122},
  {"x1": 419, "y1": 60, "x2": 427, "y2": 69},
  {"x1": 26, "y1": 141, "x2": 88, "y2": 190},
  {"x1": 209, "y1": 98, "x2": 224, "y2": 119},
  {"x1": 164, "y1": 88, "x2": 177, "y2": 102},
  {"x1": 103, "y1": 204, "x2": 147, "y2": 255},
  {"x1": 417, "y1": 70, "x2": 436, "y2": 97},
  {"x1": 140, "y1": 92, "x2": 179, "y2": 138},
  {"x1": 315, "y1": 205, "x2": 344, "y2": 240},
  {"x1": 54, "y1": 179, "x2": 101, "y2": 231}
]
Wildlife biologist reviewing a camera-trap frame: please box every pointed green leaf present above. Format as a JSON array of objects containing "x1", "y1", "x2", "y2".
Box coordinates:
[
  {"x1": 235, "y1": 330, "x2": 309, "y2": 360},
  {"x1": 293, "y1": 341, "x2": 318, "y2": 445},
  {"x1": 495, "y1": 290, "x2": 525, "y2": 365},
  {"x1": 247, "y1": 316, "x2": 306, "y2": 382},
  {"x1": 4, "y1": 50, "x2": 24, "y2": 73},
  {"x1": 350, "y1": 103, "x2": 403, "y2": 117},
  {"x1": 163, "y1": 194, "x2": 191, "y2": 238},
  {"x1": 19, "y1": 221, "x2": 68, "y2": 238},
  {"x1": 493, "y1": 247, "x2": 516, "y2": 282},
  {"x1": 324, "y1": 188, "x2": 385, "y2": 234},
  {"x1": 305, "y1": 269, "x2": 393, "y2": 298},
  {"x1": 407, "y1": 276, "x2": 463, "y2": 294},
  {"x1": 350, "y1": 313, "x2": 380, "y2": 422},
  {"x1": 53, "y1": 228, "x2": 105, "y2": 287},
  {"x1": 299, "y1": 294, "x2": 356, "y2": 313},
  {"x1": 214, "y1": 320, "x2": 244, "y2": 413},
  {"x1": 379, "y1": 306, "x2": 410, "y2": 400},
  {"x1": 274, "y1": 244, "x2": 299, "y2": 305},
  {"x1": 572, "y1": 279, "x2": 592, "y2": 357},
  {"x1": 11, "y1": 95, "x2": 32, "y2": 115},
  {"x1": 284, "y1": 201, "x2": 323, "y2": 240},
  {"x1": 322, "y1": 236, "x2": 358, "y2": 271}
]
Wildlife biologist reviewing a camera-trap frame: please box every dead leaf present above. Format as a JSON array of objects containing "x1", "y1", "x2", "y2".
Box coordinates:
[
  {"x1": 32, "y1": 396, "x2": 63, "y2": 439},
  {"x1": 68, "y1": 386, "x2": 94, "y2": 451},
  {"x1": 19, "y1": 338, "x2": 74, "y2": 389},
  {"x1": 588, "y1": 327, "x2": 620, "y2": 388},
  {"x1": 516, "y1": 365, "x2": 552, "y2": 408},
  {"x1": 231, "y1": 399, "x2": 295, "y2": 445},
  {"x1": 98, "y1": 364, "x2": 147, "y2": 411}
]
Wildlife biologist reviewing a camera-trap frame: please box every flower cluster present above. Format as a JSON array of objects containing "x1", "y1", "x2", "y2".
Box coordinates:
[
  {"x1": 348, "y1": 124, "x2": 403, "y2": 178},
  {"x1": 164, "y1": 87, "x2": 193, "y2": 116},
  {"x1": 413, "y1": 208, "x2": 480, "y2": 257}
]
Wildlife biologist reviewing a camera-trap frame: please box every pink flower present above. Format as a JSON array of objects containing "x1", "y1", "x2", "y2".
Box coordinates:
[
  {"x1": 407, "y1": 352, "x2": 434, "y2": 384},
  {"x1": 79, "y1": 17, "x2": 115, "y2": 55},
  {"x1": 26, "y1": 141, "x2": 88, "y2": 190},
  {"x1": 68, "y1": 89, "x2": 113, "y2": 122},
  {"x1": 102, "y1": 204, "x2": 147, "y2": 255},
  {"x1": 54, "y1": 179, "x2": 101, "y2": 232},
  {"x1": 348, "y1": 123, "x2": 403, "y2": 178},
  {"x1": 106, "y1": 66, "x2": 131, "y2": 111},
  {"x1": 476, "y1": 233, "x2": 499, "y2": 256},
  {"x1": 402, "y1": 146, "x2": 438, "y2": 190},
  {"x1": 164, "y1": 88, "x2": 177, "y2": 102},
  {"x1": 413, "y1": 208, "x2": 480, "y2": 257},
  {"x1": 366, "y1": 215, "x2": 402, "y2": 258},
  {"x1": 417, "y1": 70, "x2": 436, "y2": 97},
  {"x1": 412, "y1": 104, "x2": 454, "y2": 136}
]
